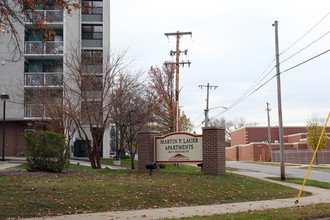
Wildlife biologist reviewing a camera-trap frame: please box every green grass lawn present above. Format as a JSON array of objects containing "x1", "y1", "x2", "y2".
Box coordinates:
[
  {"x1": 15, "y1": 163, "x2": 92, "y2": 170},
  {"x1": 267, "y1": 177, "x2": 330, "y2": 189},
  {"x1": 0, "y1": 162, "x2": 311, "y2": 219},
  {"x1": 176, "y1": 203, "x2": 330, "y2": 220}
]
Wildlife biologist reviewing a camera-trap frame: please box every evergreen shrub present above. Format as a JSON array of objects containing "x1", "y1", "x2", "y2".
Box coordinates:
[{"x1": 24, "y1": 131, "x2": 70, "y2": 172}]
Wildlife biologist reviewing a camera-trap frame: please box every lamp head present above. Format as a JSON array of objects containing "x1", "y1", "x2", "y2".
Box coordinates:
[{"x1": 0, "y1": 93, "x2": 9, "y2": 100}]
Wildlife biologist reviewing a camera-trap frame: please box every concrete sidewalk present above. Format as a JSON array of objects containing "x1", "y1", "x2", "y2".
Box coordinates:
[
  {"x1": 0, "y1": 157, "x2": 26, "y2": 170},
  {"x1": 0, "y1": 157, "x2": 126, "y2": 170},
  {"x1": 25, "y1": 170, "x2": 330, "y2": 220}
]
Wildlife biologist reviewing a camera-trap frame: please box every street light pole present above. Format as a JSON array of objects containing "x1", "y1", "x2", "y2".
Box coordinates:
[
  {"x1": 199, "y1": 83, "x2": 218, "y2": 127},
  {"x1": 1, "y1": 93, "x2": 9, "y2": 161}
]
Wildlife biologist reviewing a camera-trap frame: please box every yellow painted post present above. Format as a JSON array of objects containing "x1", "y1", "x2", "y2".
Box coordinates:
[
  {"x1": 260, "y1": 154, "x2": 262, "y2": 161},
  {"x1": 291, "y1": 112, "x2": 330, "y2": 212}
]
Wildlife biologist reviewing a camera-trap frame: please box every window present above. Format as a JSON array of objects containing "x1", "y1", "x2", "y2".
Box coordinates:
[
  {"x1": 43, "y1": 64, "x2": 63, "y2": 72},
  {"x1": 82, "y1": 0, "x2": 103, "y2": 14},
  {"x1": 81, "y1": 50, "x2": 103, "y2": 65},
  {"x1": 82, "y1": 75, "x2": 103, "y2": 91},
  {"x1": 82, "y1": 25, "x2": 103, "y2": 39},
  {"x1": 81, "y1": 101, "x2": 103, "y2": 124}
]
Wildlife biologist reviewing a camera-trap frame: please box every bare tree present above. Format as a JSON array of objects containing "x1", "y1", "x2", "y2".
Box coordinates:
[
  {"x1": 210, "y1": 116, "x2": 257, "y2": 146},
  {"x1": 25, "y1": 47, "x2": 140, "y2": 169},
  {"x1": 24, "y1": 87, "x2": 76, "y2": 148},
  {"x1": 63, "y1": 48, "x2": 142, "y2": 169},
  {"x1": 111, "y1": 74, "x2": 154, "y2": 169}
]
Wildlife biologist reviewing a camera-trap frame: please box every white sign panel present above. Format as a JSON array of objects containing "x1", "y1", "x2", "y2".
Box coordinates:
[{"x1": 156, "y1": 132, "x2": 203, "y2": 163}]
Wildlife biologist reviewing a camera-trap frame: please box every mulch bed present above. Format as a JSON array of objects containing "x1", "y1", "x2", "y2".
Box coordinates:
[{"x1": 0, "y1": 169, "x2": 85, "y2": 177}]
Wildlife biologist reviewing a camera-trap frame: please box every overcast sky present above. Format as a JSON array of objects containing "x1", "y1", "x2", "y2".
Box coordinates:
[{"x1": 111, "y1": 0, "x2": 330, "y2": 132}]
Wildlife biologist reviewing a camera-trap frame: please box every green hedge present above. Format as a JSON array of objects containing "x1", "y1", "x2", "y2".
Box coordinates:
[{"x1": 24, "y1": 131, "x2": 70, "y2": 172}]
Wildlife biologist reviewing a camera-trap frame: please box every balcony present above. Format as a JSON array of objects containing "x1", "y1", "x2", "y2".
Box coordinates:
[
  {"x1": 24, "y1": 104, "x2": 44, "y2": 118},
  {"x1": 25, "y1": 41, "x2": 63, "y2": 56},
  {"x1": 25, "y1": 10, "x2": 63, "y2": 23},
  {"x1": 25, "y1": 99, "x2": 62, "y2": 118},
  {"x1": 24, "y1": 73, "x2": 63, "y2": 86}
]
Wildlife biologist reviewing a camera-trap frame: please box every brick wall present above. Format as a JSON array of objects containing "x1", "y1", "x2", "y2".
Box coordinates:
[
  {"x1": 137, "y1": 131, "x2": 159, "y2": 172},
  {"x1": 285, "y1": 133, "x2": 306, "y2": 143},
  {"x1": 225, "y1": 146, "x2": 238, "y2": 161},
  {"x1": 230, "y1": 128, "x2": 246, "y2": 146},
  {"x1": 202, "y1": 127, "x2": 226, "y2": 176}
]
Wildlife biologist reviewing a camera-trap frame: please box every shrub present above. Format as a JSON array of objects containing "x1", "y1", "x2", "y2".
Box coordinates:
[{"x1": 24, "y1": 131, "x2": 70, "y2": 172}]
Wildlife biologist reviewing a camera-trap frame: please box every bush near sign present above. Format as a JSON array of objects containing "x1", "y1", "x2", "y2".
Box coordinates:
[{"x1": 155, "y1": 132, "x2": 203, "y2": 163}]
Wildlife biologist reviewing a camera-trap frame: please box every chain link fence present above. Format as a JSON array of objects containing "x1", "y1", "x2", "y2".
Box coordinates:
[{"x1": 271, "y1": 149, "x2": 330, "y2": 164}]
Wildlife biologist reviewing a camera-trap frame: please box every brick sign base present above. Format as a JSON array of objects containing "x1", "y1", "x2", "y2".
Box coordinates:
[{"x1": 137, "y1": 127, "x2": 226, "y2": 176}]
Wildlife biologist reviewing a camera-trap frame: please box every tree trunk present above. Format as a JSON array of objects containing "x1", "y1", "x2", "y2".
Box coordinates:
[
  {"x1": 129, "y1": 142, "x2": 135, "y2": 169},
  {"x1": 131, "y1": 154, "x2": 135, "y2": 170},
  {"x1": 96, "y1": 147, "x2": 102, "y2": 169},
  {"x1": 316, "y1": 152, "x2": 319, "y2": 165},
  {"x1": 115, "y1": 127, "x2": 119, "y2": 157},
  {"x1": 89, "y1": 154, "x2": 96, "y2": 169},
  {"x1": 120, "y1": 132, "x2": 124, "y2": 159}
]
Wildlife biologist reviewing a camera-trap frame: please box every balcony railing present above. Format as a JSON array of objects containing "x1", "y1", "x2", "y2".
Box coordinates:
[
  {"x1": 25, "y1": 41, "x2": 64, "y2": 55},
  {"x1": 25, "y1": 101, "x2": 62, "y2": 118},
  {"x1": 25, "y1": 73, "x2": 63, "y2": 86},
  {"x1": 25, "y1": 10, "x2": 63, "y2": 23},
  {"x1": 25, "y1": 104, "x2": 44, "y2": 118}
]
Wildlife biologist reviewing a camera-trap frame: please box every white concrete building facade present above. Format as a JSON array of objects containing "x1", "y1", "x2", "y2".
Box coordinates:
[{"x1": 0, "y1": 1, "x2": 111, "y2": 158}]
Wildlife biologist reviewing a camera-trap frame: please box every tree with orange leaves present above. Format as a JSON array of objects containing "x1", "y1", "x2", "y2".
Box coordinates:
[
  {"x1": 0, "y1": 0, "x2": 81, "y2": 61},
  {"x1": 148, "y1": 64, "x2": 176, "y2": 133},
  {"x1": 148, "y1": 64, "x2": 193, "y2": 134}
]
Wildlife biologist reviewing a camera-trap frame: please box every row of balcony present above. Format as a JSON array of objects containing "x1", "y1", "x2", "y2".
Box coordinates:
[
  {"x1": 24, "y1": 10, "x2": 63, "y2": 23},
  {"x1": 25, "y1": 73, "x2": 63, "y2": 86},
  {"x1": 25, "y1": 41, "x2": 63, "y2": 55},
  {"x1": 24, "y1": 9, "x2": 104, "y2": 24}
]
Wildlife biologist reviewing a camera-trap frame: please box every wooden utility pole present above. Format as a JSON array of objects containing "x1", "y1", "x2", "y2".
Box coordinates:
[
  {"x1": 266, "y1": 102, "x2": 272, "y2": 161},
  {"x1": 199, "y1": 83, "x2": 218, "y2": 127},
  {"x1": 164, "y1": 31, "x2": 192, "y2": 132},
  {"x1": 273, "y1": 21, "x2": 285, "y2": 180}
]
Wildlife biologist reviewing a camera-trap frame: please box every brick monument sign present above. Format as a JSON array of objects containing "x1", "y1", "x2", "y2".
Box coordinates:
[{"x1": 137, "y1": 127, "x2": 226, "y2": 176}]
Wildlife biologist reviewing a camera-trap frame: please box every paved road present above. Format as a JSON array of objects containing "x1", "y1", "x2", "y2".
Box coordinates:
[{"x1": 226, "y1": 161, "x2": 330, "y2": 183}]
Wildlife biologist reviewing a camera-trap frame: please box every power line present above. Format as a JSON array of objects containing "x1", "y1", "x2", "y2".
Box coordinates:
[
  {"x1": 281, "y1": 30, "x2": 330, "y2": 64},
  {"x1": 193, "y1": 12, "x2": 330, "y2": 130},
  {"x1": 280, "y1": 10, "x2": 330, "y2": 55},
  {"x1": 211, "y1": 48, "x2": 330, "y2": 121},
  {"x1": 192, "y1": 112, "x2": 204, "y2": 124},
  {"x1": 281, "y1": 48, "x2": 330, "y2": 74},
  {"x1": 238, "y1": 59, "x2": 275, "y2": 102},
  {"x1": 223, "y1": 66, "x2": 276, "y2": 112}
]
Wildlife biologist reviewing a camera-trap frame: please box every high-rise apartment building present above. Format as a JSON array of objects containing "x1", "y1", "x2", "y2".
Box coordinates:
[{"x1": 0, "y1": 1, "x2": 110, "y2": 158}]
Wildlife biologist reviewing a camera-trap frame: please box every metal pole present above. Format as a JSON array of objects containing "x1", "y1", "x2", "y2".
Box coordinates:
[
  {"x1": 1, "y1": 100, "x2": 6, "y2": 161},
  {"x1": 205, "y1": 83, "x2": 210, "y2": 127},
  {"x1": 266, "y1": 102, "x2": 272, "y2": 161},
  {"x1": 199, "y1": 83, "x2": 218, "y2": 127},
  {"x1": 273, "y1": 21, "x2": 285, "y2": 180},
  {"x1": 175, "y1": 31, "x2": 180, "y2": 132}
]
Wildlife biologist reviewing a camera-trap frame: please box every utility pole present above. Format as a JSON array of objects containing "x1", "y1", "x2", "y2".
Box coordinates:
[
  {"x1": 199, "y1": 83, "x2": 218, "y2": 127},
  {"x1": 273, "y1": 21, "x2": 285, "y2": 180},
  {"x1": 266, "y1": 102, "x2": 272, "y2": 161},
  {"x1": 164, "y1": 31, "x2": 192, "y2": 132}
]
